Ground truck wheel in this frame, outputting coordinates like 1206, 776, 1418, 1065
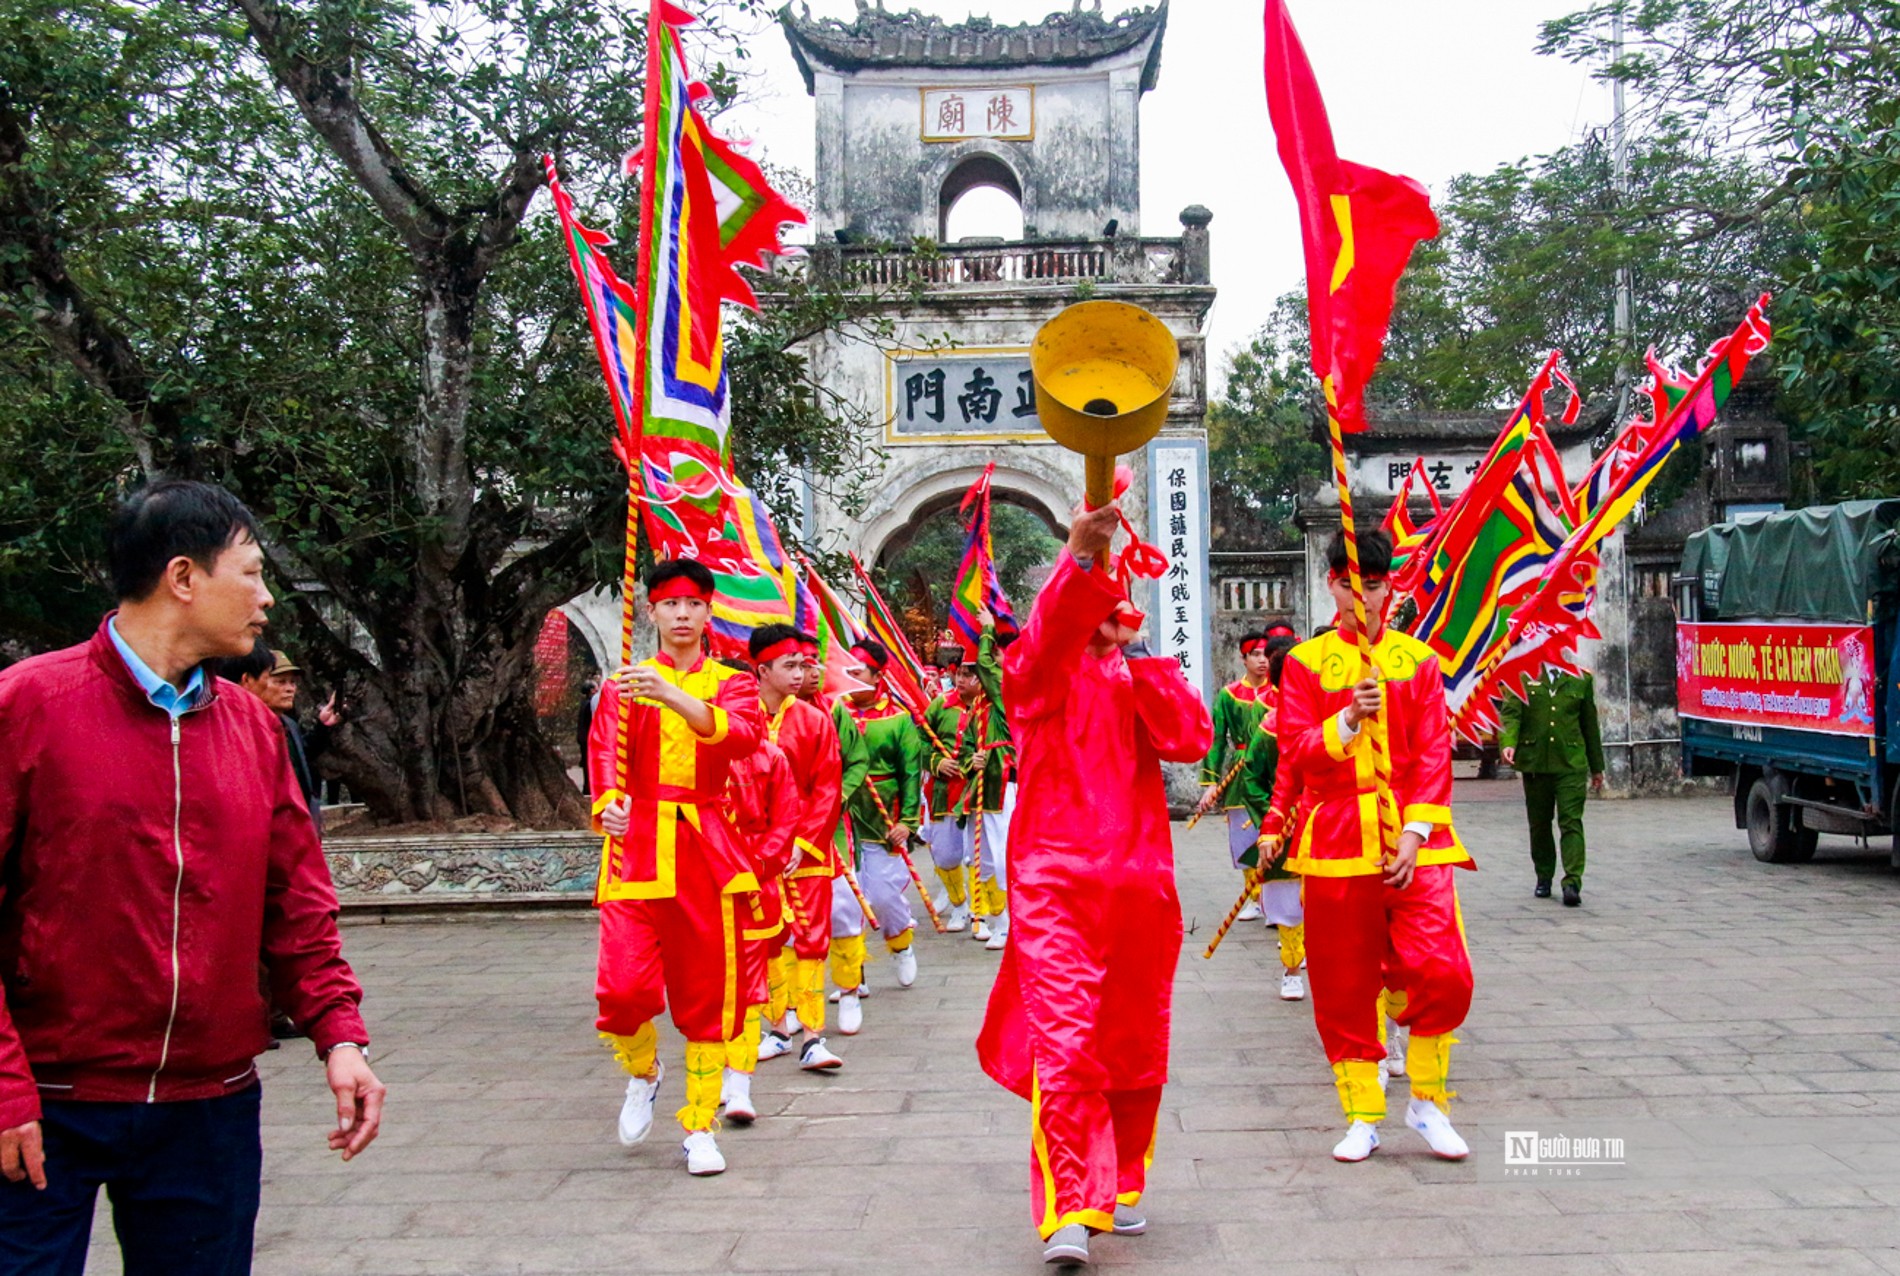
1745, 778, 1818, 863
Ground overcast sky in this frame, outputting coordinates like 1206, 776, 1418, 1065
717, 0, 1612, 388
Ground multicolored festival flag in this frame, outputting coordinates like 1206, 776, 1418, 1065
947, 464, 1020, 658
1381, 456, 1445, 575
800, 558, 872, 698
848, 553, 933, 717
546, 0, 807, 659
1506, 297, 1774, 658
1393, 353, 1585, 740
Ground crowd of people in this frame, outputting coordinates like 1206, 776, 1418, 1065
0, 480, 1612, 1272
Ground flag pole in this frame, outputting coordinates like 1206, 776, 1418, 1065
1325, 402, 1408, 871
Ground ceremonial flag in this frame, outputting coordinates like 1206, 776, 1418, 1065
1264, 0, 1439, 433
1381, 457, 1444, 577
801, 558, 872, 698
1394, 353, 1584, 740
546, 0, 808, 658
1510, 296, 1773, 649
848, 552, 932, 716
947, 464, 1021, 658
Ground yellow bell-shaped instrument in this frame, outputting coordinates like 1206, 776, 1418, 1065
1030, 300, 1179, 510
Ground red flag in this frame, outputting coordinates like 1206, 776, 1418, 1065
1264, 0, 1439, 432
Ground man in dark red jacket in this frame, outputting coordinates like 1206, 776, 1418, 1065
0, 481, 383, 1274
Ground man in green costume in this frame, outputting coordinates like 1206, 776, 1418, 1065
1195, 631, 1277, 920
1498, 668, 1606, 907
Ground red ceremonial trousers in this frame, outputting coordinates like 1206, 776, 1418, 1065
765, 695, 844, 879
977, 554, 1213, 1098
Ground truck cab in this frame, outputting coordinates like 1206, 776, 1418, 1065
1677, 500, 1900, 865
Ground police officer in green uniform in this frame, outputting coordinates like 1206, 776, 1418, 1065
1498, 669, 1606, 906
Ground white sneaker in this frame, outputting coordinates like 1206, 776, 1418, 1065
784, 1008, 802, 1035
827, 983, 872, 1003
617, 1065, 662, 1146
1377, 1059, 1390, 1092
1042, 1223, 1090, 1265
1386, 1022, 1408, 1078
1236, 898, 1263, 922
799, 1036, 843, 1071
757, 1029, 793, 1062
1332, 1119, 1380, 1162
930, 888, 951, 916
1406, 1099, 1469, 1160
1279, 972, 1305, 1001
838, 993, 863, 1035
894, 947, 918, 988
943, 903, 970, 933
985, 913, 1009, 951
972, 918, 991, 942
682, 1129, 726, 1175
1111, 1204, 1146, 1235
721, 1068, 756, 1124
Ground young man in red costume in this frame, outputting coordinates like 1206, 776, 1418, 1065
747, 624, 847, 1072
798, 641, 875, 1034
589, 558, 765, 1177
977, 498, 1212, 1268
1274, 528, 1474, 1164
720, 719, 796, 1124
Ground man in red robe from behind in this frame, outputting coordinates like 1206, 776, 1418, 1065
976, 498, 1213, 1267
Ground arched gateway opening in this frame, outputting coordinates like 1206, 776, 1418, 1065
869, 476, 1066, 657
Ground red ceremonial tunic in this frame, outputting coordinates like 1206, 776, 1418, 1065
726, 739, 799, 975
1276, 629, 1471, 876
585, 652, 765, 903
977, 554, 1214, 1099
764, 695, 844, 879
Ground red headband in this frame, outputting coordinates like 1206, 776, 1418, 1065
797, 640, 819, 657
1240, 637, 1270, 656
1328, 569, 1389, 586
755, 638, 802, 665
849, 644, 886, 671
649, 575, 713, 603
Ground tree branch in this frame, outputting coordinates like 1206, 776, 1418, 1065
230, 0, 449, 259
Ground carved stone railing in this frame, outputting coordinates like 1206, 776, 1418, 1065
802, 207, 1213, 292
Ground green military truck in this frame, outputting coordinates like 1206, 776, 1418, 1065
1677, 501, 1900, 865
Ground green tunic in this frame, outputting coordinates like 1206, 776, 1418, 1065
1236, 717, 1295, 881
923, 692, 966, 814
953, 627, 1014, 815
1200, 679, 1274, 813
830, 697, 870, 859
845, 695, 923, 844
1497, 672, 1606, 775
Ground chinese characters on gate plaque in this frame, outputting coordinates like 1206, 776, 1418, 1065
921, 87, 1035, 141
888, 352, 1042, 438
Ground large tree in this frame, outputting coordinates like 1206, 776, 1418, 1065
1541, 0, 1900, 497
0, 0, 870, 824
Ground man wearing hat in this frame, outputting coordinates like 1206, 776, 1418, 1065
1195, 630, 1278, 919
221, 642, 321, 823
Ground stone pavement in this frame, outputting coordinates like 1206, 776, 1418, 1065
85, 783, 1900, 1274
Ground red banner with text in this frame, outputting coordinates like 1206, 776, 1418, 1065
1676, 622, 1877, 737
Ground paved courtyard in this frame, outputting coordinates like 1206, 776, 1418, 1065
86, 783, 1900, 1273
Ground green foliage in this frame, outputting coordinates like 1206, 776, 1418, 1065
0, 0, 870, 820
1205, 321, 1323, 549
1375, 133, 1796, 413
879, 502, 1063, 635
1540, 0, 1900, 498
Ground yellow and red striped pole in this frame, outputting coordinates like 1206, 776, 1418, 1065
1202, 866, 1263, 961
1325, 404, 1407, 869
864, 780, 947, 933
1185, 754, 1249, 831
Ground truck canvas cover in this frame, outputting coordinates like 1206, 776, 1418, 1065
1683, 500, 1900, 623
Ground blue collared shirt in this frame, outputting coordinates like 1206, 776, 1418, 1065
107, 617, 209, 718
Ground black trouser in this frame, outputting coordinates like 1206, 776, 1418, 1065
0, 1086, 262, 1275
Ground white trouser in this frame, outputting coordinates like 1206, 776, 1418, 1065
831, 859, 864, 939
859, 843, 914, 941
925, 816, 968, 872
1226, 807, 1260, 869
963, 808, 1008, 884
1262, 877, 1303, 927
